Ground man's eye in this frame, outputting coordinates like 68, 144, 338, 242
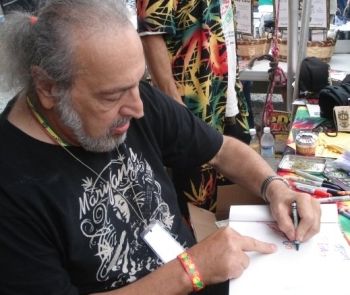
103, 94, 122, 102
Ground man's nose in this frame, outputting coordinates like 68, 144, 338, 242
120, 86, 144, 119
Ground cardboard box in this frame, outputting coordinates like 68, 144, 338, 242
188, 184, 265, 242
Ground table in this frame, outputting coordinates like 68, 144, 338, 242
278, 106, 350, 245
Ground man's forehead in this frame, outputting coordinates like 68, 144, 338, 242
73, 27, 141, 67
71, 28, 145, 89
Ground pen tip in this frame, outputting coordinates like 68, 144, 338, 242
295, 241, 300, 251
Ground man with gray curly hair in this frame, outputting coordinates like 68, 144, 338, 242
0, 1, 320, 294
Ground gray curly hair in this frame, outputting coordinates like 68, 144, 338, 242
0, 0, 132, 94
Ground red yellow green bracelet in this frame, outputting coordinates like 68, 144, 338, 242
177, 251, 205, 292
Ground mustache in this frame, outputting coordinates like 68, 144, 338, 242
112, 117, 131, 128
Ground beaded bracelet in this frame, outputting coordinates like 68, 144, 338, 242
260, 175, 290, 203
177, 252, 205, 292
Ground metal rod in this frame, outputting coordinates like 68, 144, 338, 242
292, 0, 312, 103
286, 0, 299, 112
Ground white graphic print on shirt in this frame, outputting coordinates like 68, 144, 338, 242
78, 146, 176, 287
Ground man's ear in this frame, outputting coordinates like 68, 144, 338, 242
31, 66, 57, 110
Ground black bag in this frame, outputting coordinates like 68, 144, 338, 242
319, 83, 350, 120
299, 57, 330, 95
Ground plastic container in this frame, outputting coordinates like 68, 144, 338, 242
249, 128, 260, 153
295, 131, 318, 156
261, 127, 275, 157
260, 127, 277, 170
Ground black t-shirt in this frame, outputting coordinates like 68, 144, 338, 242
0, 82, 223, 294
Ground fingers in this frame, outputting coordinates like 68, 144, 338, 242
228, 250, 250, 279
271, 192, 321, 242
295, 196, 321, 241
188, 227, 276, 284
270, 201, 294, 240
228, 232, 276, 279
238, 235, 277, 254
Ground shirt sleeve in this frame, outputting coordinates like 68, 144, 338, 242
136, 0, 176, 36
138, 81, 223, 169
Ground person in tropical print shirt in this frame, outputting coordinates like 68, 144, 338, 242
137, 0, 251, 217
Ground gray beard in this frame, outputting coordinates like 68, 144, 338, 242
55, 91, 127, 152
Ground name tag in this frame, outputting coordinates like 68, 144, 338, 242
141, 221, 184, 263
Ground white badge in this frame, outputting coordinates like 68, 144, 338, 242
141, 221, 184, 263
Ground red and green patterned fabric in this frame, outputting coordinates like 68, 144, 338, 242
137, 0, 250, 215
137, 0, 249, 133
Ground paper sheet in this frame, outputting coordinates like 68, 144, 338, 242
306, 104, 321, 118
316, 132, 350, 158
229, 204, 350, 295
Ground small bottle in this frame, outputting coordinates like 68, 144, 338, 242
249, 128, 260, 153
260, 127, 277, 170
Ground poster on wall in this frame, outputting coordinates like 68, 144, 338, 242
235, 0, 253, 34
276, 0, 329, 29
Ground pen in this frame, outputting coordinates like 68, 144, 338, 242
291, 201, 300, 251
293, 170, 343, 190
323, 188, 350, 196
339, 208, 350, 220
294, 183, 332, 198
285, 176, 321, 187
318, 195, 350, 203
293, 170, 324, 182
291, 182, 350, 196
285, 176, 343, 191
